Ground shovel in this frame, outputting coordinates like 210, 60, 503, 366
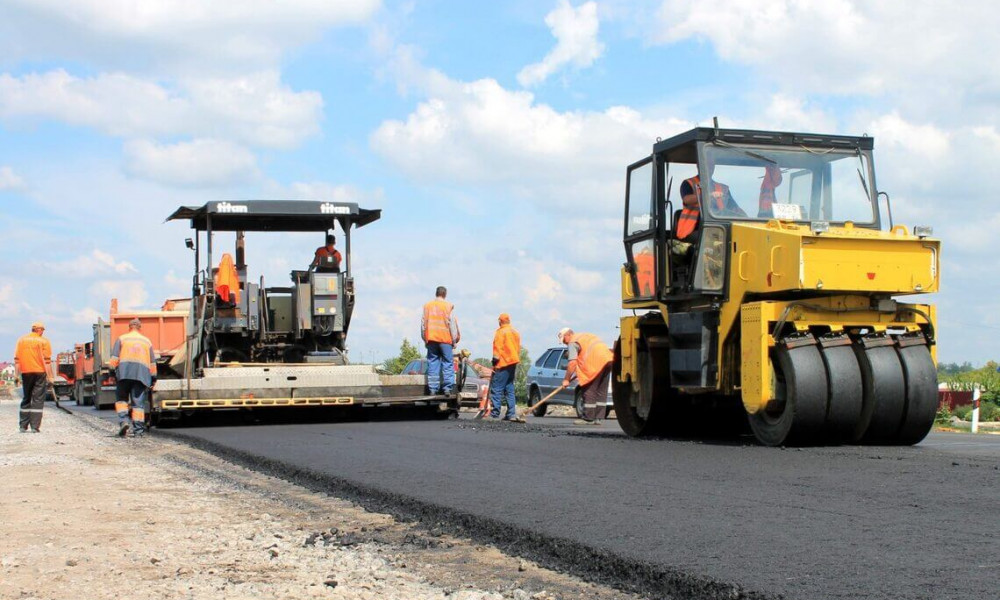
518, 385, 566, 420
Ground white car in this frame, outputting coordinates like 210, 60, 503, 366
525, 347, 614, 418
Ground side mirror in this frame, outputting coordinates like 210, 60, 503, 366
185, 238, 195, 250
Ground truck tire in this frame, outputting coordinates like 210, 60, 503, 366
529, 387, 548, 417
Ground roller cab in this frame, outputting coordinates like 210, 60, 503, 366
614, 126, 940, 445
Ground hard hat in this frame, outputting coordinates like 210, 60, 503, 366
498, 313, 510, 324
557, 327, 571, 342
31, 321, 45, 330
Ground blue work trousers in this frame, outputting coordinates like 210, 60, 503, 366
426, 342, 455, 394
490, 364, 517, 419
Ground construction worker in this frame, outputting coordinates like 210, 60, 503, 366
676, 156, 746, 243
421, 286, 460, 395
109, 318, 157, 438
490, 313, 521, 420
14, 322, 52, 433
634, 246, 655, 296
311, 234, 343, 273
558, 327, 613, 425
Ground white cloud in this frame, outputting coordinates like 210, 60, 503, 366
0, 0, 380, 71
124, 138, 258, 187
31, 249, 139, 278
372, 69, 689, 197
0, 166, 26, 191
0, 70, 322, 150
72, 307, 101, 325
649, 0, 1000, 121
518, 0, 605, 87
87, 280, 148, 311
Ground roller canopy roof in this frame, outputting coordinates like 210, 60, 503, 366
167, 200, 382, 232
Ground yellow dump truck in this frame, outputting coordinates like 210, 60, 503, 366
615, 126, 939, 446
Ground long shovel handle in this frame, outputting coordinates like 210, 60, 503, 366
522, 385, 566, 417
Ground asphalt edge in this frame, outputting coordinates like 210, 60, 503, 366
152, 423, 777, 600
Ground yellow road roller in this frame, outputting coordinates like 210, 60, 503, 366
615, 126, 939, 446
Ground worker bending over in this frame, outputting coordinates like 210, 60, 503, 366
421, 286, 460, 395
14, 322, 52, 433
110, 318, 158, 438
558, 327, 613, 425
490, 313, 521, 420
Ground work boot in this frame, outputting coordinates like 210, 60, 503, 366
18, 427, 28, 433
30, 428, 40, 433
118, 422, 130, 438
573, 419, 592, 425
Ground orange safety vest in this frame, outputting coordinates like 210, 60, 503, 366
569, 333, 613, 387
677, 176, 727, 240
215, 253, 240, 304
114, 330, 156, 376
422, 299, 455, 344
14, 332, 52, 374
492, 324, 521, 369
634, 250, 655, 296
758, 164, 783, 217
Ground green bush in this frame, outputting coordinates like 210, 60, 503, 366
934, 403, 952, 424
979, 401, 1000, 422
953, 404, 972, 420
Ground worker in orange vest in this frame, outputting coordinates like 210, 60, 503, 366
421, 286, 460, 395
490, 313, 521, 420
676, 157, 746, 242
14, 321, 52, 433
634, 246, 655, 296
109, 318, 157, 438
311, 234, 343, 273
558, 327, 613, 425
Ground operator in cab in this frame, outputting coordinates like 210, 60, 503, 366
311, 234, 342, 273
676, 156, 746, 243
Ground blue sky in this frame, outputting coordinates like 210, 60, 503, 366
1, 0, 998, 366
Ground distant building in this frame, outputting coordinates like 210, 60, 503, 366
0, 362, 15, 382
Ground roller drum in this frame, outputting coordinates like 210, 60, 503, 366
819, 344, 863, 443
894, 344, 938, 445
853, 344, 906, 443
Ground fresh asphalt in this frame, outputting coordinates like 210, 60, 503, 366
77, 404, 999, 600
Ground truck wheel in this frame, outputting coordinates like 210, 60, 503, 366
748, 341, 828, 446
853, 341, 906, 443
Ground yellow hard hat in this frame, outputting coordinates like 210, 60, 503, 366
31, 321, 45, 330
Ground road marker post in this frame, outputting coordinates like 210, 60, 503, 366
970, 387, 980, 434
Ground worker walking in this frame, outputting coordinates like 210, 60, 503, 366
110, 318, 157, 438
558, 327, 613, 425
421, 286, 460, 395
490, 313, 521, 420
14, 322, 52, 433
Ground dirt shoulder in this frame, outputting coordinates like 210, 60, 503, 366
0, 399, 645, 600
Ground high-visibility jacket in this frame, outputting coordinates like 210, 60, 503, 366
422, 299, 459, 345
313, 246, 343, 271
677, 176, 728, 240
634, 250, 655, 296
14, 332, 52, 375
758, 164, 783, 217
568, 333, 613, 387
110, 330, 157, 386
215, 253, 240, 304
492, 324, 521, 369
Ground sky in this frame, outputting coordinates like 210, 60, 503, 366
1, 0, 999, 367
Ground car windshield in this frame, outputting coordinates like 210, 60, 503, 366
698, 144, 876, 224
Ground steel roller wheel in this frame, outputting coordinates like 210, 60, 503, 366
819, 344, 863, 443
894, 344, 938, 445
612, 339, 659, 437
748, 342, 828, 447
853, 343, 906, 443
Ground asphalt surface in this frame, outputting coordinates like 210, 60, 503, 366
78, 405, 999, 600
